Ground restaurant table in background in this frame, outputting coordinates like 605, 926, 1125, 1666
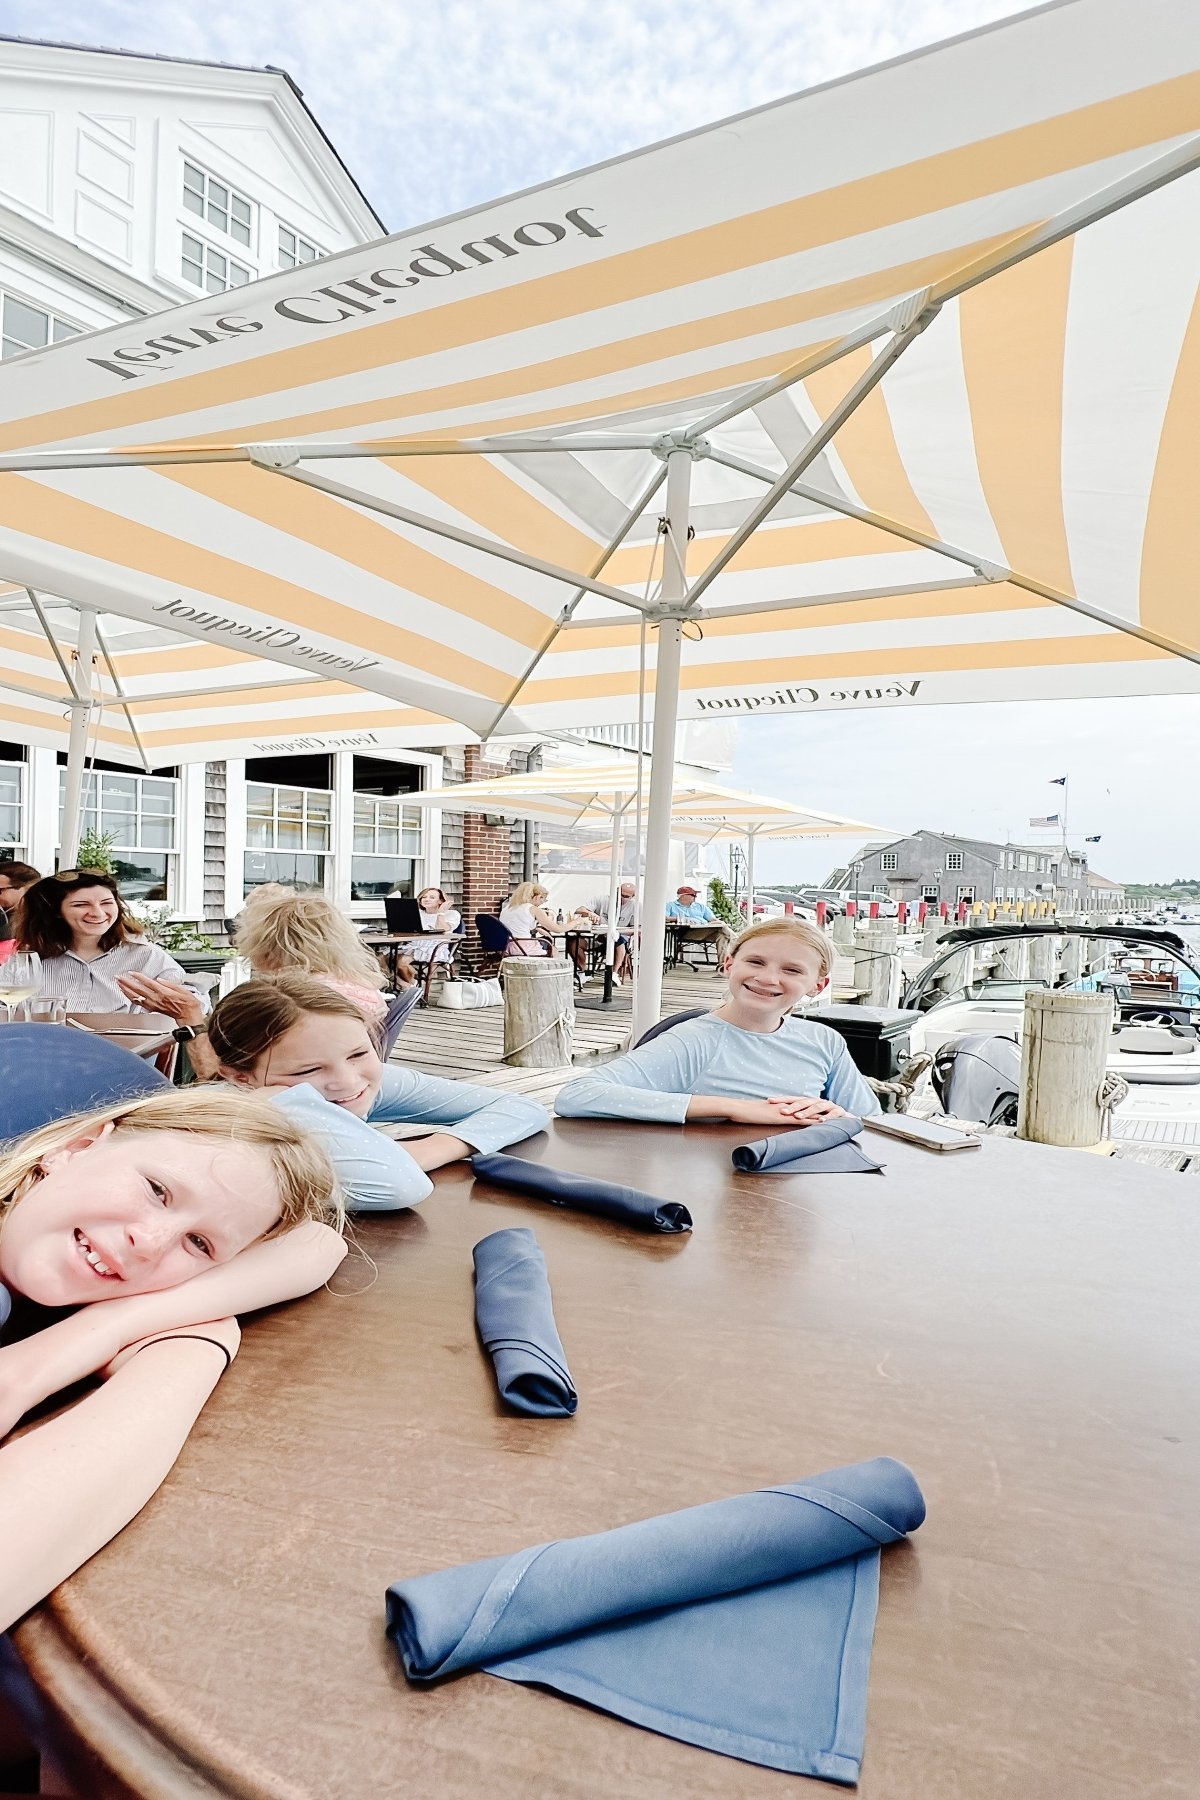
10, 1122, 1198, 1798
665, 919, 727, 969
361, 931, 458, 1001
66, 1012, 177, 1076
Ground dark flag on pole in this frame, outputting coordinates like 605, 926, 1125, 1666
1085, 834, 1101, 842
1049, 775, 1067, 785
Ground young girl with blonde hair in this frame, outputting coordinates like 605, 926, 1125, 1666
556, 917, 878, 1125
234, 885, 389, 1017
0, 1085, 345, 1631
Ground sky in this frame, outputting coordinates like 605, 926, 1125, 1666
3, 0, 1197, 882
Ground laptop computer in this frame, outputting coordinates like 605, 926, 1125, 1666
384, 895, 436, 934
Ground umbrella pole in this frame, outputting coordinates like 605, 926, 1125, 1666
601, 798, 622, 1004
631, 448, 692, 1043
745, 829, 755, 929
60, 608, 98, 867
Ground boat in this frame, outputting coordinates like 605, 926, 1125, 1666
898, 924, 1200, 1153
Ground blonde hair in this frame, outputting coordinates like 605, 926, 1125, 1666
234, 887, 384, 993
0, 1085, 344, 1239
727, 916, 833, 979
508, 882, 548, 908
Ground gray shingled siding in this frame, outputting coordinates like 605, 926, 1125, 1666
202, 761, 227, 935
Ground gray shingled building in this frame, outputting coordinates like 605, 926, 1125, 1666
827, 829, 1094, 909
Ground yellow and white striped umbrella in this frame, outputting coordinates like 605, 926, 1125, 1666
0, 0, 1198, 758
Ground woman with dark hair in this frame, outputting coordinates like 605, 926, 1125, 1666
18, 870, 208, 1019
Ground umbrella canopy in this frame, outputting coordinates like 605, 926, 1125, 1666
2, 0, 1200, 1021
0, 583, 474, 767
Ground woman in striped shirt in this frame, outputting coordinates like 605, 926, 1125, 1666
18, 870, 210, 1019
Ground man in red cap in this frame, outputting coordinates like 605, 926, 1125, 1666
665, 882, 731, 967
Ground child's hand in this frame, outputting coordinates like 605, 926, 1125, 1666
765, 1096, 850, 1125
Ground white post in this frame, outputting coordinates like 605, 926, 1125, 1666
59, 609, 97, 867
744, 829, 755, 927
601, 798, 623, 1003
631, 448, 692, 1044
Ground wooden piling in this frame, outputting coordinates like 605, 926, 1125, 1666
503, 958, 574, 1067
1017, 990, 1113, 1147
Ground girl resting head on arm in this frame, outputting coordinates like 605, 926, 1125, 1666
0, 1083, 342, 1309
233, 885, 389, 1017
200, 973, 549, 1209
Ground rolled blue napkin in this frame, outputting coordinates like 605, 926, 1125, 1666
470, 1151, 692, 1233
386, 1456, 924, 1782
473, 1228, 577, 1418
732, 1116, 883, 1174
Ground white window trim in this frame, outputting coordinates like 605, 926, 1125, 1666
880, 851, 898, 871
945, 851, 964, 872
338, 748, 443, 918
277, 220, 325, 268
181, 230, 252, 294
182, 158, 256, 253
0, 758, 25, 853
1, 286, 80, 360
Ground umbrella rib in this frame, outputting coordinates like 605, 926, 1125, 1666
680, 307, 937, 612
480, 461, 668, 738
93, 619, 154, 774
562, 572, 990, 628
707, 449, 1200, 670
26, 587, 84, 702
261, 461, 655, 616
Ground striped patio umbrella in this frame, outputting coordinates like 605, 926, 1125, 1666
1, 0, 1199, 1029
409, 759, 888, 997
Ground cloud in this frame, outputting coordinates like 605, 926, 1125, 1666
0, 0, 1025, 226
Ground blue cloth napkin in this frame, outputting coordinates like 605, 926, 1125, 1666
386, 1456, 924, 1783
473, 1228, 577, 1418
470, 1151, 692, 1233
732, 1116, 883, 1175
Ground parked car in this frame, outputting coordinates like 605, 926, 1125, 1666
794, 888, 846, 916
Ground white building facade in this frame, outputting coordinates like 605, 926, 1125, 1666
0, 36, 460, 918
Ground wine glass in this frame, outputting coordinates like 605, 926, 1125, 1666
0, 951, 42, 1022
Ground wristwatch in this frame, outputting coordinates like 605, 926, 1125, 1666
171, 1024, 198, 1043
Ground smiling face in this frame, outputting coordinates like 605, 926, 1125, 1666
60, 883, 120, 948
417, 888, 446, 911
234, 1011, 384, 1117
0, 1125, 284, 1307
723, 934, 827, 1022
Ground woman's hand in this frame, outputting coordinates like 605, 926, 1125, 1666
116, 973, 206, 1025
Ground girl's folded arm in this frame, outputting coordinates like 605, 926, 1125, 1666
268, 1084, 433, 1211
369, 1067, 548, 1155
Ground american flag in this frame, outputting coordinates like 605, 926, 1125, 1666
1028, 814, 1060, 827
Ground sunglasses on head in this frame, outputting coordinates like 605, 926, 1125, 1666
52, 867, 113, 883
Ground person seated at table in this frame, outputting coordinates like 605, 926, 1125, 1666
0, 1085, 346, 1633
399, 885, 462, 976
233, 884, 389, 1019
498, 882, 556, 956
18, 870, 211, 1019
594, 881, 639, 984
194, 974, 548, 1210
0, 861, 40, 946
554, 917, 878, 1126
665, 881, 732, 962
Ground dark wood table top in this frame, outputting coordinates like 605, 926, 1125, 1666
66, 1012, 176, 1065
12, 1122, 1199, 1799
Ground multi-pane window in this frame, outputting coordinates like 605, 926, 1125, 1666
351, 794, 423, 902
278, 224, 323, 268
181, 232, 251, 293
244, 782, 331, 894
880, 851, 898, 872
945, 851, 964, 872
0, 762, 23, 850
58, 770, 178, 902
1, 291, 78, 360
182, 161, 253, 247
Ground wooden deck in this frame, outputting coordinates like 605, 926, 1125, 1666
390, 963, 727, 1104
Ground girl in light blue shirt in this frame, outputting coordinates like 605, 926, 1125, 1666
203, 975, 547, 1210
556, 918, 877, 1128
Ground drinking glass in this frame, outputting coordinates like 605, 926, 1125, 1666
27, 995, 66, 1025
0, 951, 43, 1022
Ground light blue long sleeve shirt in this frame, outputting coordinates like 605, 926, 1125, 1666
272, 1067, 548, 1211
554, 1012, 878, 1124
665, 899, 717, 923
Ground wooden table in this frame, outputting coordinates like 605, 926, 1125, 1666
11, 1123, 1199, 1798
66, 1011, 177, 1076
